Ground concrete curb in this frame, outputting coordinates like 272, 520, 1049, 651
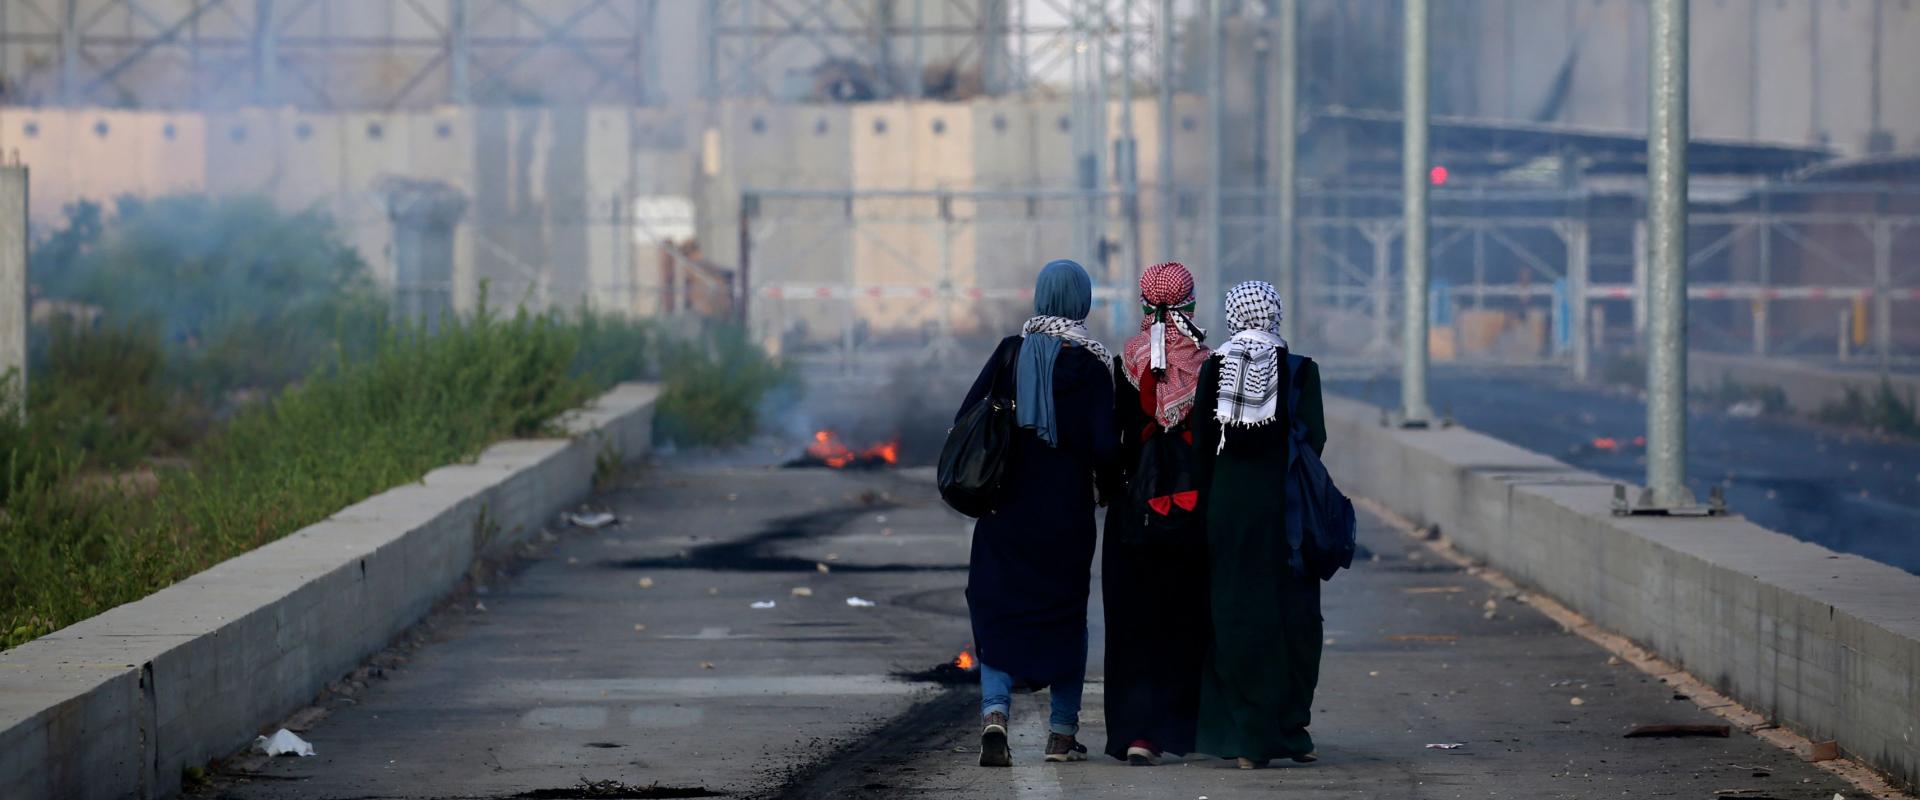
0, 382, 659, 800
1320, 395, 1920, 791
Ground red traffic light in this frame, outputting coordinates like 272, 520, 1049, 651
1429, 165, 1449, 186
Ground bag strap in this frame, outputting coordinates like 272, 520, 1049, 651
985, 337, 1022, 405
1285, 353, 1312, 448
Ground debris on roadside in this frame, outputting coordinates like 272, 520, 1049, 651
1622, 723, 1730, 738
637, 577, 655, 589
1808, 740, 1840, 762
846, 597, 876, 607
700, 661, 715, 670
566, 510, 618, 529
750, 600, 776, 609
252, 729, 315, 757
1569, 697, 1586, 706
816, 562, 831, 574
1424, 743, 1466, 750
790, 586, 814, 597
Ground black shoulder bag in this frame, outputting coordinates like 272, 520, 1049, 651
937, 341, 1021, 517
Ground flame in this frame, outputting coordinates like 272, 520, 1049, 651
865, 440, 900, 465
808, 430, 857, 468
805, 430, 900, 468
953, 650, 976, 670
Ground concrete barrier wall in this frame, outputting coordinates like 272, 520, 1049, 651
0, 383, 659, 800
1319, 395, 1920, 791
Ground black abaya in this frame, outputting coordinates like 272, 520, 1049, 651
1099, 358, 1210, 759
961, 335, 1118, 686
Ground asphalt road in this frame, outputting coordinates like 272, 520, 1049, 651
1330, 370, 1920, 575
206, 462, 1866, 800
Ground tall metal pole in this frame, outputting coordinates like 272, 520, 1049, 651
1156, 0, 1175, 262
450, 0, 471, 103
254, 0, 278, 105
59, 0, 79, 105
1276, 0, 1299, 343
1646, 0, 1692, 507
1204, 0, 1224, 317
1400, 0, 1432, 424
1121, 0, 1145, 337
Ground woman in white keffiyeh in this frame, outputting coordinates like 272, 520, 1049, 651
1191, 279, 1329, 770
1213, 281, 1288, 430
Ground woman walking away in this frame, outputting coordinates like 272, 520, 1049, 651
1191, 281, 1328, 770
1101, 262, 1212, 766
958, 259, 1117, 768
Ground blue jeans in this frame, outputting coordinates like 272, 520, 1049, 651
978, 633, 1087, 736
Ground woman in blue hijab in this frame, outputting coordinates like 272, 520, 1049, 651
955, 259, 1117, 767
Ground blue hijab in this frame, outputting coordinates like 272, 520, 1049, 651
1016, 260, 1094, 447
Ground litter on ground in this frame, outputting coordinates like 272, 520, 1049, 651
253, 729, 315, 757
566, 511, 617, 529
846, 597, 877, 607
1424, 743, 1466, 750
750, 600, 776, 609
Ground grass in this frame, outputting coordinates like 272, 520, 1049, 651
0, 308, 599, 648
1817, 379, 1920, 438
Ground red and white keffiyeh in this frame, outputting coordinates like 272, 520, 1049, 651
1121, 262, 1210, 429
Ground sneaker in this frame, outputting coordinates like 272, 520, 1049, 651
1125, 739, 1160, 766
979, 712, 1011, 767
1044, 732, 1088, 763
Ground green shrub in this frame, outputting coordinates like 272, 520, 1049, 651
570, 310, 658, 387
1817, 379, 1920, 438
653, 324, 792, 447
31, 193, 385, 396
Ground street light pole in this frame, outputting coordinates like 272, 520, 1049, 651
1400, 0, 1432, 425
1646, 0, 1693, 507
1276, 0, 1299, 344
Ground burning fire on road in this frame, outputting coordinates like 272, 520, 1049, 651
785, 430, 901, 469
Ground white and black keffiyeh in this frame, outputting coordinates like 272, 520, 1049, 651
1022, 314, 1113, 365
1214, 281, 1287, 445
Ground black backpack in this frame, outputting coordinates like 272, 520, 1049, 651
938, 342, 1020, 517
1130, 425, 1202, 537
1284, 354, 1357, 580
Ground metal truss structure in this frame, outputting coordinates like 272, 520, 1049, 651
0, 0, 658, 109
702, 0, 1165, 100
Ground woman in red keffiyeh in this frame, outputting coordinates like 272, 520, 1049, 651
1098, 262, 1213, 766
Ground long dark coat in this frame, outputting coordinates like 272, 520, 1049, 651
1190, 350, 1328, 762
1098, 358, 1210, 759
961, 335, 1117, 686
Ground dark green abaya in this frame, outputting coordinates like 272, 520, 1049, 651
1189, 351, 1328, 762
